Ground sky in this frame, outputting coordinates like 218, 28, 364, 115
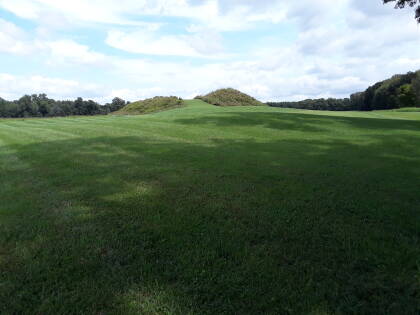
0, 0, 419, 103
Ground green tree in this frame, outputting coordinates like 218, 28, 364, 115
33, 94, 54, 117
50, 103, 66, 117
411, 72, 420, 106
17, 95, 40, 117
0, 97, 6, 117
384, 0, 420, 22
350, 92, 365, 110
110, 97, 126, 112
397, 84, 417, 107
74, 97, 84, 115
85, 100, 100, 115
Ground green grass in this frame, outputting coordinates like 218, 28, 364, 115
388, 107, 420, 113
196, 88, 265, 106
115, 96, 183, 115
1, 100, 419, 314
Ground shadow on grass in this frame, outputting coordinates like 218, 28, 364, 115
1, 123, 420, 314
174, 111, 420, 133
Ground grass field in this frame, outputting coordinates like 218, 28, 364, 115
1, 100, 419, 314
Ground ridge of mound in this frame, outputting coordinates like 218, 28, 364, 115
115, 96, 183, 115
196, 88, 265, 107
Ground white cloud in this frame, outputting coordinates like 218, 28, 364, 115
0, 18, 37, 55
44, 40, 109, 66
105, 27, 226, 57
0, 0, 40, 19
0, 73, 104, 100
0, 19, 112, 67
0, 0, 420, 103
0, 0, 287, 31
0, 0, 137, 26
106, 30, 201, 57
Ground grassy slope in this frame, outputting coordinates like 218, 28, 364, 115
115, 96, 183, 115
1, 100, 419, 314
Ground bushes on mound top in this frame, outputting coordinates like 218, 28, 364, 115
116, 96, 183, 115
196, 88, 265, 106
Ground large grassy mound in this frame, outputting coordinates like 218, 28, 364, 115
116, 96, 183, 115
196, 88, 265, 106
1, 101, 419, 314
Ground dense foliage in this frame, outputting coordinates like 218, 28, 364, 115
115, 96, 183, 115
269, 70, 420, 111
351, 71, 419, 111
268, 98, 356, 111
384, 0, 420, 22
0, 94, 128, 118
196, 88, 265, 107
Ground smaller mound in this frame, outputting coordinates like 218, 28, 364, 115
115, 96, 183, 115
196, 88, 265, 107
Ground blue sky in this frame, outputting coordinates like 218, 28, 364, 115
0, 0, 419, 103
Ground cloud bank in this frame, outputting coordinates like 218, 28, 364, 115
0, 0, 419, 102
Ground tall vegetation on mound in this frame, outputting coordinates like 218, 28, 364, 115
196, 88, 265, 106
268, 98, 356, 111
0, 95, 127, 118
269, 70, 420, 111
116, 96, 183, 115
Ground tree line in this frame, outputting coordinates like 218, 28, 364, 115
267, 98, 356, 111
2, 71, 420, 116
384, 0, 420, 22
0, 95, 128, 118
268, 70, 420, 111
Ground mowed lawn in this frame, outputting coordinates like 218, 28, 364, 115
1, 100, 419, 314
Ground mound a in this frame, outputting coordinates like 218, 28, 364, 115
115, 96, 183, 115
196, 88, 265, 106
